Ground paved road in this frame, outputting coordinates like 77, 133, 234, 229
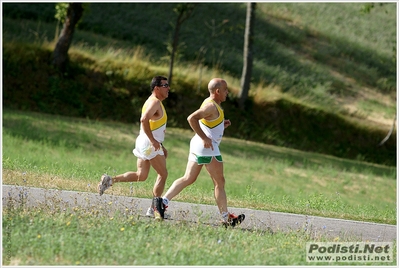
2, 185, 396, 242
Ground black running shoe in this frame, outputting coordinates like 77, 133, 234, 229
223, 213, 245, 228
153, 197, 166, 220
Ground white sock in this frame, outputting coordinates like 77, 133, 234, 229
221, 211, 229, 221
162, 197, 169, 206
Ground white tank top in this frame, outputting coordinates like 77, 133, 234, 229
139, 96, 167, 142
198, 98, 224, 145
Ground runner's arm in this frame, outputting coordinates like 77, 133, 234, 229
140, 99, 162, 151
187, 103, 216, 150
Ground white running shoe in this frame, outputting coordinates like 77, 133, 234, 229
98, 174, 112, 196
146, 207, 154, 217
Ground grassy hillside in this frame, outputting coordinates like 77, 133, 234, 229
2, 3, 397, 166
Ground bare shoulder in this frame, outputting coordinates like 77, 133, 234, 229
147, 97, 161, 108
200, 100, 219, 119
202, 100, 217, 110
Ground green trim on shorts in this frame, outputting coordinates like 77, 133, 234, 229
197, 155, 223, 164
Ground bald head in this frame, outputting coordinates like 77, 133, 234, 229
208, 78, 227, 93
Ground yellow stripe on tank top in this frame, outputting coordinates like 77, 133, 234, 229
200, 99, 224, 129
142, 99, 167, 131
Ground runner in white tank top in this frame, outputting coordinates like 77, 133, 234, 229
189, 97, 225, 164
98, 76, 170, 220
162, 78, 245, 227
133, 96, 167, 160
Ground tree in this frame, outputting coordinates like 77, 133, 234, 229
168, 3, 196, 87
52, 3, 84, 73
238, 3, 256, 110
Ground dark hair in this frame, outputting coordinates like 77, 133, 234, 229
150, 76, 168, 91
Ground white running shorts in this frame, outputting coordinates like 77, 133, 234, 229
188, 135, 223, 164
133, 134, 164, 160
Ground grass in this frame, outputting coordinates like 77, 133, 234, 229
3, 191, 397, 266
3, 108, 396, 226
3, 208, 392, 266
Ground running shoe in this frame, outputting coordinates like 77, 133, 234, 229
146, 207, 154, 217
223, 213, 245, 228
153, 197, 166, 220
146, 206, 170, 219
97, 174, 112, 196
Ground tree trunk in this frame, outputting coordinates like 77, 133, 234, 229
238, 3, 256, 110
168, 17, 182, 87
52, 3, 84, 73
168, 4, 195, 87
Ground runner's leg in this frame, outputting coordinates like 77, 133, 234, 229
205, 157, 227, 214
149, 154, 168, 197
163, 160, 202, 201
112, 158, 150, 183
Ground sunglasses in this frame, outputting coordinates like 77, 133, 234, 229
158, 83, 169, 88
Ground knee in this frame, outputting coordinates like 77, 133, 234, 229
162, 170, 169, 180
183, 175, 196, 186
158, 170, 168, 181
136, 172, 148, 181
214, 177, 226, 188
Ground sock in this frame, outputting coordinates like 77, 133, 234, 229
221, 211, 229, 221
162, 197, 169, 207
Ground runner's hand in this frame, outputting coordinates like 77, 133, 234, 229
203, 137, 214, 151
151, 140, 161, 151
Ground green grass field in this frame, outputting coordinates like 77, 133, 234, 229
5, 207, 386, 266
2, 109, 396, 265
3, 109, 396, 224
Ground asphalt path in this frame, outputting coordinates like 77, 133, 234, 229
2, 184, 396, 242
